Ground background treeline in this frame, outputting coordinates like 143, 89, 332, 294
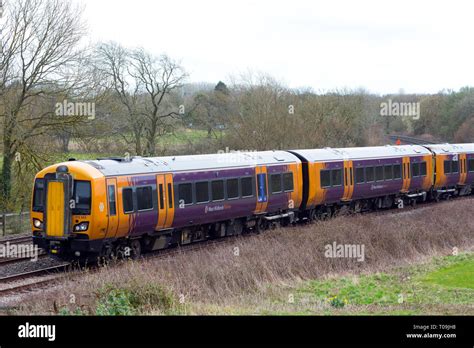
0, 0, 473, 211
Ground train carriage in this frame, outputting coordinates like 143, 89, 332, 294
290, 145, 434, 217
423, 144, 474, 197
31, 151, 303, 258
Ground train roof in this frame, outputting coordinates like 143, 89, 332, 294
80, 150, 300, 176
290, 145, 432, 162
421, 143, 474, 154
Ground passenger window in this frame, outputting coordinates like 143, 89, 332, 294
123, 188, 134, 213
331, 169, 342, 186
241, 177, 253, 197
444, 160, 451, 174
355, 167, 364, 184
469, 159, 474, 172
283, 172, 294, 191
211, 180, 224, 201
178, 183, 193, 204
375, 166, 384, 181
270, 174, 282, 193
320, 170, 331, 188
412, 163, 420, 177
452, 160, 459, 173
393, 164, 402, 179
420, 162, 427, 176
108, 185, 117, 216
195, 181, 209, 203
365, 167, 374, 182
137, 186, 153, 210
384, 165, 393, 180
227, 179, 239, 199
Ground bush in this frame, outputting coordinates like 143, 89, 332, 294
96, 282, 176, 315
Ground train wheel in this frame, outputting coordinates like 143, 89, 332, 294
255, 217, 266, 234
130, 240, 142, 259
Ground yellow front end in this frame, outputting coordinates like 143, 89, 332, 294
31, 161, 108, 258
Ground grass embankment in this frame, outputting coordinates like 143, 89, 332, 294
13, 198, 474, 315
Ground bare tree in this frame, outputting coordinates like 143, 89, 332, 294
0, 0, 86, 206
93, 42, 146, 155
129, 48, 186, 156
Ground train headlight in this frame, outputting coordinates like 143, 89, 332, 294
74, 222, 89, 232
33, 218, 43, 229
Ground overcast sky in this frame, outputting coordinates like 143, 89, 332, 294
81, 0, 474, 94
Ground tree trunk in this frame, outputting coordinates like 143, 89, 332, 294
1, 138, 13, 209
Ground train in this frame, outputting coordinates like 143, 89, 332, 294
31, 143, 474, 260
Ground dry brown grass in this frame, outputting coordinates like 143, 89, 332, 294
13, 199, 474, 315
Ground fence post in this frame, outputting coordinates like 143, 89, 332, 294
19, 211, 22, 234
2, 213, 5, 236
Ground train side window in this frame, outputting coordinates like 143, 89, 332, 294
108, 185, 117, 216
420, 162, 427, 176
241, 177, 254, 197
227, 179, 239, 199
320, 170, 331, 188
365, 167, 374, 182
355, 167, 365, 184
137, 186, 153, 211
330, 169, 342, 187
211, 180, 224, 201
469, 159, 474, 172
384, 165, 393, 180
444, 160, 451, 174
393, 164, 402, 179
178, 183, 193, 205
412, 163, 420, 177
195, 181, 209, 203
270, 174, 282, 194
452, 160, 459, 173
375, 166, 384, 181
283, 172, 294, 191
123, 188, 134, 213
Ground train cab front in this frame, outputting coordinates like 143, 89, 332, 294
31, 163, 98, 259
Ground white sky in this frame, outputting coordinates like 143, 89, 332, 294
80, 0, 474, 94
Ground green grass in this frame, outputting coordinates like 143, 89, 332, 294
280, 253, 474, 315
422, 258, 474, 290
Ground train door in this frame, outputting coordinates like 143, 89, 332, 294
342, 160, 354, 201
255, 166, 268, 214
156, 173, 175, 230
105, 178, 119, 238
402, 157, 411, 192
459, 153, 467, 185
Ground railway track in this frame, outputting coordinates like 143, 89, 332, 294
0, 263, 71, 296
0, 235, 32, 245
